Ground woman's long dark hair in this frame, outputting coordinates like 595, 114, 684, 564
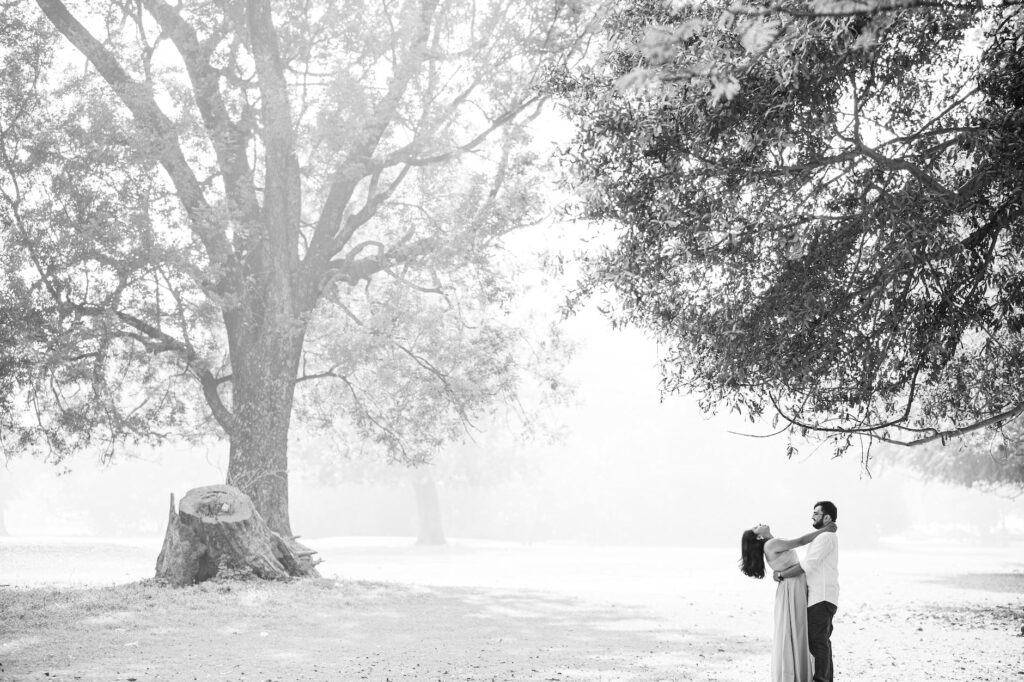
739, 530, 766, 579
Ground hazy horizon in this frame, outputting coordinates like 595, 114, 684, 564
3, 293, 1021, 549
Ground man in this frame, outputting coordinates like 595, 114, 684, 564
773, 501, 840, 682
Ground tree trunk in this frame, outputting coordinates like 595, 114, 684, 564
225, 334, 303, 537
155, 485, 319, 586
411, 468, 446, 546
0, 472, 10, 536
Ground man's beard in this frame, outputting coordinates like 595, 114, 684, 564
812, 520, 823, 530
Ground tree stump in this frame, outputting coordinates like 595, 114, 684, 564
155, 484, 320, 586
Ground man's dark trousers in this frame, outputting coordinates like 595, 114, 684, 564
808, 601, 837, 682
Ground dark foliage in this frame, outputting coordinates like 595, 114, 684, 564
558, 0, 1024, 467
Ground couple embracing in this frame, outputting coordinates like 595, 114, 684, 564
740, 501, 840, 682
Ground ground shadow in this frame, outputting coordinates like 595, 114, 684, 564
0, 578, 765, 681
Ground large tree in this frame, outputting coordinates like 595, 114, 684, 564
557, 0, 1024, 463
0, 0, 593, 535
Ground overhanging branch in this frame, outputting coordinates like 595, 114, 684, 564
878, 403, 1024, 448
766, 387, 1024, 450
725, 0, 1022, 19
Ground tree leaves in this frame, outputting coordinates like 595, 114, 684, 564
738, 18, 780, 56
557, 0, 1024, 465
709, 73, 741, 102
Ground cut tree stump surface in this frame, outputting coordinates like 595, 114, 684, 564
155, 484, 319, 586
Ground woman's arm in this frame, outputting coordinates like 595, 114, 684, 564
775, 563, 804, 581
764, 522, 837, 553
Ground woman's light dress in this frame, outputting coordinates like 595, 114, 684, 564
765, 549, 813, 682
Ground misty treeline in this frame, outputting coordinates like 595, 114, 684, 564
1, 0, 1021, 550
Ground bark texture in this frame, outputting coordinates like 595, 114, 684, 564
155, 484, 319, 586
223, 328, 305, 537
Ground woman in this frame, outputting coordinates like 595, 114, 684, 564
740, 521, 837, 682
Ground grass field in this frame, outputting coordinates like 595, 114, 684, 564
1, 537, 1022, 681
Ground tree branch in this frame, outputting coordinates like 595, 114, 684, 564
141, 0, 261, 225
384, 96, 543, 169
879, 402, 1024, 448
852, 139, 957, 201
33, 0, 234, 277
69, 303, 240, 436
306, 0, 442, 262
320, 235, 440, 288
724, 0, 1024, 19
335, 164, 414, 246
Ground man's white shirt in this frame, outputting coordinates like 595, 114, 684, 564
799, 533, 840, 607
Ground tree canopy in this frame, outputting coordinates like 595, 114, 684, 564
0, 0, 595, 534
295, 244, 574, 472
557, 0, 1024, 461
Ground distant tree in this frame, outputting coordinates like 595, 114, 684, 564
0, 0, 594, 535
0, 469, 11, 536
896, 433, 1024, 495
556, 0, 1024, 463
293, 266, 574, 544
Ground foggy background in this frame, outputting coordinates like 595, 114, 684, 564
3, 224, 1021, 551
2, 30, 1018, 558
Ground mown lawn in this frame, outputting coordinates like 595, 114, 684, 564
1, 539, 1021, 681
